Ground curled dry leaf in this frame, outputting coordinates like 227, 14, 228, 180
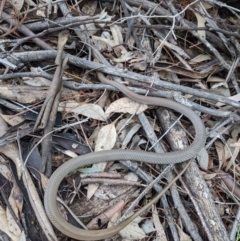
105, 97, 148, 117
58, 102, 106, 121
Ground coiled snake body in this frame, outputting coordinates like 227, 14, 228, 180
44, 73, 206, 240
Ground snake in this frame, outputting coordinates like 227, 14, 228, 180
44, 72, 206, 240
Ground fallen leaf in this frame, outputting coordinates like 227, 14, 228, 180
82, 0, 97, 15
105, 97, 148, 117
203, 173, 217, 180
193, 12, 206, 39
95, 122, 117, 152
226, 138, 240, 171
177, 225, 192, 241
224, 138, 235, 161
190, 54, 211, 64
113, 52, 134, 63
36, 3, 46, 17
86, 200, 125, 229
0, 114, 25, 126
124, 172, 138, 182
121, 123, 141, 149
152, 204, 167, 241
88, 122, 117, 198
119, 215, 146, 240
207, 76, 225, 83
215, 141, 224, 168
88, 126, 100, 148
9, 0, 24, 10
197, 148, 209, 170
40, 173, 49, 191
0, 161, 12, 181
141, 219, 155, 234
7, 189, 22, 237
0, 205, 19, 241
58, 102, 106, 121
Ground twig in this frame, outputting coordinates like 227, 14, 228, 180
1, 12, 53, 50
7, 50, 240, 108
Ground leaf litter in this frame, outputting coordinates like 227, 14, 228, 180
0, 0, 240, 240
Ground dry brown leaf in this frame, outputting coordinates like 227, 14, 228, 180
82, 0, 97, 15
11, 184, 23, 214
88, 126, 100, 148
0, 205, 19, 241
86, 200, 125, 229
177, 225, 192, 241
88, 122, 117, 198
40, 173, 49, 191
190, 54, 211, 64
58, 102, 106, 121
207, 76, 225, 83
215, 141, 225, 168
121, 123, 141, 149
152, 204, 167, 240
119, 215, 146, 240
225, 138, 240, 171
7, 189, 22, 237
193, 12, 206, 39
112, 52, 134, 63
92, 35, 115, 51
23, 67, 51, 86
197, 148, 209, 170
0, 161, 12, 181
141, 219, 155, 234
224, 138, 235, 162
0, 114, 25, 126
105, 97, 148, 117
203, 173, 217, 180
9, 0, 24, 10
95, 122, 117, 152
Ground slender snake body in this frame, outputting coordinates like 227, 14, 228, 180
44, 73, 206, 240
